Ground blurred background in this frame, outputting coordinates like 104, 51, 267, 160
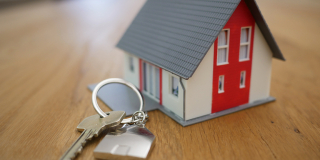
0, 0, 320, 159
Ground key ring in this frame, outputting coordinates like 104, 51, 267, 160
92, 78, 145, 120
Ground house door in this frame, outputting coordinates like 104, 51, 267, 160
142, 61, 161, 102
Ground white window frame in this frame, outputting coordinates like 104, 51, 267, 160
218, 75, 225, 93
217, 29, 230, 66
170, 74, 179, 98
142, 61, 160, 102
240, 71, 246, 88
239, 27, 251, 62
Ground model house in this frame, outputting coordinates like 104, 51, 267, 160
117, 0, 285, 124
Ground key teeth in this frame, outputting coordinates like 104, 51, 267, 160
69, 147, 83, 160
78, 147, 83, 153
69, 152, 77, 160
70, 140, 86, 160
71, 154, 76, 159
88, 134, 94, 140
60, 130, 93, 160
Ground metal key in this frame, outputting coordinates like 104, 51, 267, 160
60, 111, 126, 160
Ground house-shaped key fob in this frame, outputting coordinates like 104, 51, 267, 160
94, 124, 155, 160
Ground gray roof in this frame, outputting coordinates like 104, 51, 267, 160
117, 0, 285, 79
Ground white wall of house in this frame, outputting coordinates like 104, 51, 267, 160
184, 45, 214, 120
123, 52, 140, 88
123, 51, 185, 118
249, 23, 273, 102
162, 70, 184, 118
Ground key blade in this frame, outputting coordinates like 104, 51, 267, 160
77, 111, 126, 132
60, 111, 126, 160
60, 129, 94, 160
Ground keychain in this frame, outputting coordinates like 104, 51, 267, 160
91, 78, 155, 160
59, 78, 154, 160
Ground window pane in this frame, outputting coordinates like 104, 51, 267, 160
218, 30, 228, 46
129, 56, 134, 72
239, 45, 248, 60
241, 28, 249, 43
172, 76, 179, 97
155, 68, 160, 99
149, 65, 153, 95
218, 76, 224, 92
240, 71, 246, 87
143, 62, 147, 91
218, 48, 227, 63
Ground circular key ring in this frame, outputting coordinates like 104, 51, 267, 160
92, 78, 144, 118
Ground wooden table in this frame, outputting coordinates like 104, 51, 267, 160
1, 0, 320, 159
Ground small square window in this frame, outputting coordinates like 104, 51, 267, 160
240, 71, 246, 88
218, 75, 224, 93
171, 76, 179, 97
129, 56, 134, 72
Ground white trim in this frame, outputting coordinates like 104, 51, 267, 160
217, 62, 229, 66
239, 27, 252, 62
240, 71, 246, 88
217, 29, 230, 66
141, 61, 160, 102
218, 75, 225, 93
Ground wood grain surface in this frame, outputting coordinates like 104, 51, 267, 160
0, 0, 320, 159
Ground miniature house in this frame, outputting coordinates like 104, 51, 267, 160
117, 0, 285, 125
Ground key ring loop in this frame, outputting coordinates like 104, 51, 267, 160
92, 78, 144, 118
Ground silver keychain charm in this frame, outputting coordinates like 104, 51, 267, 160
92, 78, 155, 160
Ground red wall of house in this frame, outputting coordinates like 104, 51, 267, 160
212, 0, 255, 113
